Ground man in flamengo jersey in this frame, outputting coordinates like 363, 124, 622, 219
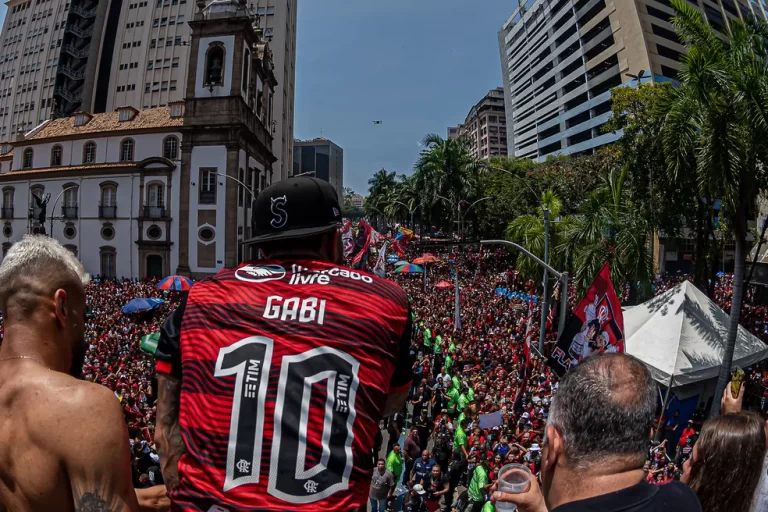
154, 177, 413, 511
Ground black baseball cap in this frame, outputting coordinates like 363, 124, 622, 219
247, 176, 342, 244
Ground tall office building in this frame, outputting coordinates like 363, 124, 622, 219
451, 87, 508, 160
0, 0, 296, 177
498, 0, 766, 161
293, 137, 343, 199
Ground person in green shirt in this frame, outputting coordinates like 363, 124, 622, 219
453, 417, 469, 458
448, 340, 456, 354
385, 443, 404, 484
452, 375, 461, 392
467, 385, 475, 402
467, 457, 492, 511
457, 391, 469, 412
445, 353, 453, 372
481, 500, 495, 512
423, 327, 432, 348
433, 333, 443, 355
445, 381, 460, 416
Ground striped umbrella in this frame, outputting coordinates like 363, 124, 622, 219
394, 263, 424, 274
158, 275, 194, 291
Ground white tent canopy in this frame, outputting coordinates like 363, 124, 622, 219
624, 281, 768, 388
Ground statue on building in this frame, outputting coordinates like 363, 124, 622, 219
33, 192, 50, 226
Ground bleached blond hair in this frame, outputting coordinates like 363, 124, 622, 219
0, 235, 89, 303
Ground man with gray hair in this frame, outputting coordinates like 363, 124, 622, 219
492, 353, 701, 512
0, 236, 168, 511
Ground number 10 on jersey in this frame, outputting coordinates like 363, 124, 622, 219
214, 336, 360, 504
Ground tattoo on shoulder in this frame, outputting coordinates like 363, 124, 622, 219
75, 492, 115, 512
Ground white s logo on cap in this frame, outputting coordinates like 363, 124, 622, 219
270, 195, 288, 228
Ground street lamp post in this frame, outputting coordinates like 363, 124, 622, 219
481, 239, 569, 354
390, 200, 421, 230
215, 172, 256, 262
479, 163, 554, 352
461, 196, 493, 240
49, 185, 78, 237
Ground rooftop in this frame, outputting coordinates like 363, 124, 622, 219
26, 106, 183, 141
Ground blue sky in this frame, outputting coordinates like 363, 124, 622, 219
295, 0, 513, 195
0, 0, 513, 194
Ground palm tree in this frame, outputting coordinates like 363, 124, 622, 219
560, 165, 653, 304
663, 0, 768, 416
506, 190, 572, 280
413, 134, 477, 232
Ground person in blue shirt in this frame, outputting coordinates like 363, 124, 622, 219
410, 449, 436, 486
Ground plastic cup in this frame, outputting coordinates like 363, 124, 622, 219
495, 463, 532, 511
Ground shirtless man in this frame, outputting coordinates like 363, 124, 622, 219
0, 236, 168, 512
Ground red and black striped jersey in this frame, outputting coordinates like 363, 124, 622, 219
155, 260, 412, 511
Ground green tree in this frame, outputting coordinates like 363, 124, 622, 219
560, 165, 653, 304
506, 190, 574, 280
413, 134, 478, 232
663, 0, 768, 415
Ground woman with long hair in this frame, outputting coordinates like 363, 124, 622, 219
681, 411, 767, 511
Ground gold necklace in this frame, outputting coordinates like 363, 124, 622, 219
0, 355, 50, 370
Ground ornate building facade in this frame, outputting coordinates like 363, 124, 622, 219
0, 0, 277, 279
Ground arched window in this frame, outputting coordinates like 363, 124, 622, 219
51, 145, 63, 166
100, 246, 116, 279
205, 44, 225, 87
83, 141, 96, 164
2, 187, 13, 208
146, 182, 164, 219
120, 138, 134, 162
30, 185, 44, 207
241, 48, 250, 95
22, 148, 33, 169
62, 185, 78, 219
100, 182, 117, 218
163, 136, 178, 160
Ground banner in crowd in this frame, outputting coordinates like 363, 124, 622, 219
373, 242, 388, 279
342, 220, 355, 257
548, 262, 625, 376
495, 288, 540, 304
351, 221, 374, 269
392, 227, 414, 256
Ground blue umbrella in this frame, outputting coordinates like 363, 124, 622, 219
122, 297, 165, 314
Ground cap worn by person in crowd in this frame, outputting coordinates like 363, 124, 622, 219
246, 176, 342, 244
530, 443, 541, 452
413, 484, 426, 495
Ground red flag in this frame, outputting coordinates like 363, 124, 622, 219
548, 262, 624, 375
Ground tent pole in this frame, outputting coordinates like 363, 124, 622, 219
654, 375, 674, 442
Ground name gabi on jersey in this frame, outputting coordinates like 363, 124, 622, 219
289, 264, 373, 285
264, 296, 327, 325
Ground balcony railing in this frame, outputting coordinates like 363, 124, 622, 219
143, 205, 166, 219
65, 24, 94, 38
62, 206, 78, 219
59, 65, 85, 81
0, 207, 12, 219
54, 87, 82, 103
99, 205, 117, 218
62, 44, 89, 59
71, 5, 96, 17
199, 191, 216, 204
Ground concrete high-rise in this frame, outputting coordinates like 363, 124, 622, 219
498, 0, 766, 161
0, 0, 296, 178
452, 87, 508, 160
293, 137, 343, 199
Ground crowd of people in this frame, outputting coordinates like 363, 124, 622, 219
1, 243, 766, 511
368, 246, 768, 512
